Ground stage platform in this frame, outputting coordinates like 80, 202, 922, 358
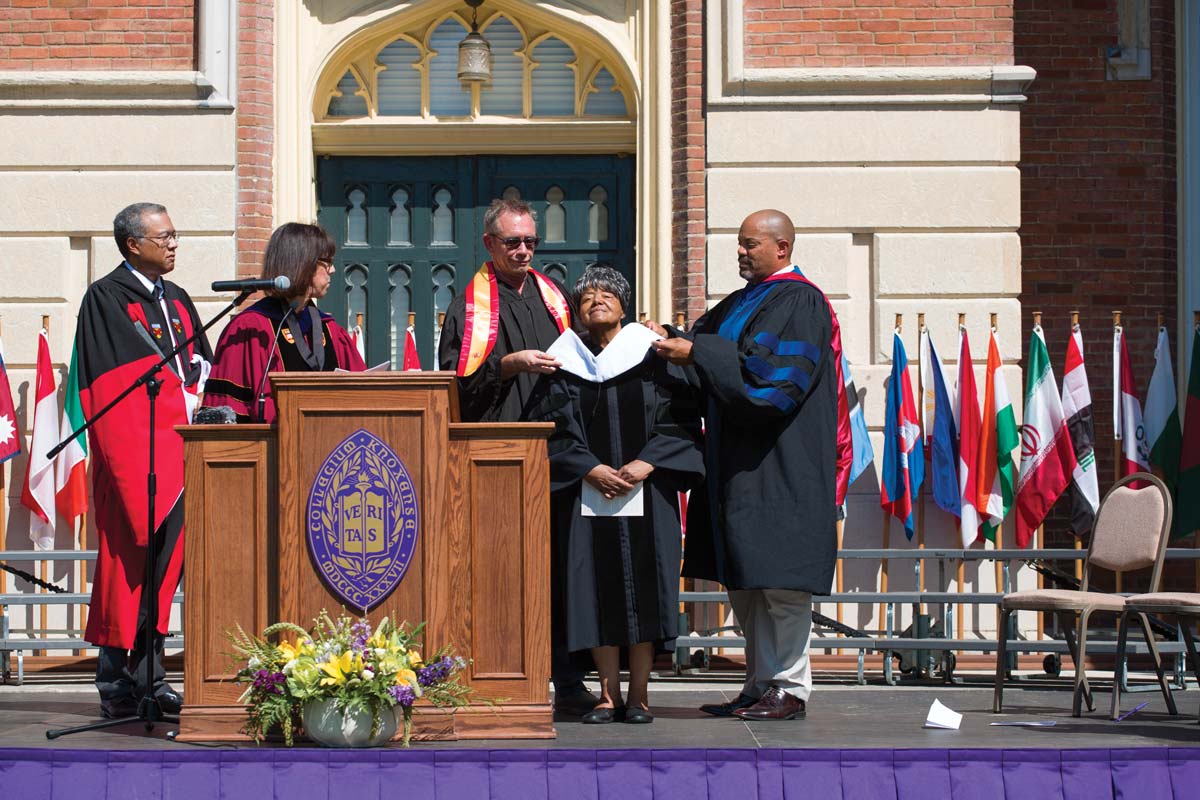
2, 677, 1198, 798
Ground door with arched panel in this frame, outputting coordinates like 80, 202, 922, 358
316, 154, 634, 369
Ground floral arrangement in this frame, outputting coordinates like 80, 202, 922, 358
227, 610, 473, 746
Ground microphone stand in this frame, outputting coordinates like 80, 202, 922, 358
254, 303, 293, 423
46, 287, 254, 739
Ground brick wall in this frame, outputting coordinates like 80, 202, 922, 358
236, 0, 273, 277
0, 0, 195, 70
743, 0, 1014, 68
671, 0, 707, 324
1015, 1, 1177, 566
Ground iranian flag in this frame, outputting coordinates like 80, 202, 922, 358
55, 344, 88, 524
1114, 326, 1150, 475
954, 328, 982, 547
1176, 325, 1200, 538
1015, 326, 1077, 547
1061, 324, 1100, 537
1144, 326, 1182, 490
976, 330, 1019, 541
19, 330, 59, 549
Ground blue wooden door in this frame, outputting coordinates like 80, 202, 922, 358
317, 155, 635, 368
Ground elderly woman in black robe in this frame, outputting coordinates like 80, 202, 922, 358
530, 267, 704, 724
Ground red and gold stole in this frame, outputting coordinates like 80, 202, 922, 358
456, 262, 571, 376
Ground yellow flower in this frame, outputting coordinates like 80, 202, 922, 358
277, 641, 298, 663
407, 649, 423, 668
397, 668, 418, 688
319, 651, 359, 686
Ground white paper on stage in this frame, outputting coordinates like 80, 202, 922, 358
581, 482, 644, 517
336, 360, 391, 373
546, 323, 662, 384
923, 699, 962, 730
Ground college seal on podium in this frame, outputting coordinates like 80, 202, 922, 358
306, 428, 419, 612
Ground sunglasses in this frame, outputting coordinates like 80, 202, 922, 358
494, 236, 541, 251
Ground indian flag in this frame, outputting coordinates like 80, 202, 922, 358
976, 330, 1019, 542
1144, 326, 1182, 490
55, 344, 88, 524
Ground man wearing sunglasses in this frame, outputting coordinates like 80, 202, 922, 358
439, 197, 596, 716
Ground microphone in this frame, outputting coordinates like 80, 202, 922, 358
211, 276, 291, 293
193, 405, 237, 424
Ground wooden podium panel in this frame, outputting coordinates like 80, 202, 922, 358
178, 373, 554, 741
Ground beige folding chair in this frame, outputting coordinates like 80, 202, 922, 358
1112, 593, 1200, 720
993, 473, 1175, 717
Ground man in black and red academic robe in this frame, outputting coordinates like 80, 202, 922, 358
654, 209, 840, 722
437, 197, 596, 715
76, 202, 212, 718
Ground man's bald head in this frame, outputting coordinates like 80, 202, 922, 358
737, 209, 795, 283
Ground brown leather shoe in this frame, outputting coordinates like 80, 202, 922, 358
699, 693, 759, 717
732, 687, 806, 721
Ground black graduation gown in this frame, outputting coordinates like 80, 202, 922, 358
438, 275, 582, 422
531, 353, 704, 653
681, 279, 838, 594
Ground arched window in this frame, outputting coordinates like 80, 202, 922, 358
346, 187, 368, 245
345, 264, 369, 332
479, 16, 523, 116
389, 264, 413, 368
544, 185, 566, 243
389, 187, 412, 245
431, 186, 455, 245
428, 19, 472, 117
584, 68, 626, 116
588, 185, 609, 243
530, 37, 575, 117
327, 70, 368, 117
377, 39, 421, 116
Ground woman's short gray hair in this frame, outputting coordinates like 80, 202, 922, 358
573, 266, 631, 313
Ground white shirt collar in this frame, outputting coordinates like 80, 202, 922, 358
123, 261, 164, 297
771, 264, 799, 277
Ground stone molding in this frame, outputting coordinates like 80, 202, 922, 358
0, 71, 233, 110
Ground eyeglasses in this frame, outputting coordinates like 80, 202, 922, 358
140, 231, 180, 246
494, 236, 541, 251
316, 259, 335, 272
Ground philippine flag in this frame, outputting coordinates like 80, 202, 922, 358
881, 331, 925, 539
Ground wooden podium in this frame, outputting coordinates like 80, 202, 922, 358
176, 372, 555, 741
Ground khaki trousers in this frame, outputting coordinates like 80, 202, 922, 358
728, 589, 813, 702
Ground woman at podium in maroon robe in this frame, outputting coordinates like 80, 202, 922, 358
202, 222, 366, 423
528, 267, 704, 725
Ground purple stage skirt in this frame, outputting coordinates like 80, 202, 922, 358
3, 747, 1199, 799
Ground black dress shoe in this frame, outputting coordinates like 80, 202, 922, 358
554, 688, 601, 717
624, 706, 653, 724
154, 686, 183, 714
581, 705, 625, 724
100, 697, 138, 719
699, 693, 759, 717
732, 687, 806, 721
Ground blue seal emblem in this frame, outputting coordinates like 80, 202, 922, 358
306, 428, 419, 613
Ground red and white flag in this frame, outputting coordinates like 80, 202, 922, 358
1114, 325, 1150, 475
19, 330, 59, 549
1061, 324, 1099, 536
953, 327, 982, 547
0, 335, 20, 465
350, 323, 366, 363
402, 324, 421, 371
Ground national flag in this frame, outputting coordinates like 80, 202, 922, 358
842, 354, 874, 487
880, 332, 924, 539
1144, 326, 1182, 490
55, 343, 88, 524
350, 323, 366, 363
1061, 323, 1099, 537
1015, 326, 1077, 547
977, 330, 1019, 541
0, 336, 20, 465
1115, 326, 1150, 475
920, 328, 960, 517
1176, 325, 1200, 538
954, 328, 982, 547
19, 330, 59, 549
402, 323, 421, 371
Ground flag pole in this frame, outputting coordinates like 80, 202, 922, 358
355, 312, 363, 330
916, 312, 927, 618
1071, 310, 1084, 582
991, 313, 1003, 634
38, 314, 50, 656
1031, 311, 1045, 643
674, 311, 686, 331
956, 312, 966, 647
880, 314, 901, 632
1113, 310, 1123, 593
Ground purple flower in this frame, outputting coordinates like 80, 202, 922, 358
252, 669, 287, 693
416, 656, 455, 687
389, 684, 416, 707
350, 619, 371, 654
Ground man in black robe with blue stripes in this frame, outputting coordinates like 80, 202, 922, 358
653, 209, 837, 721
